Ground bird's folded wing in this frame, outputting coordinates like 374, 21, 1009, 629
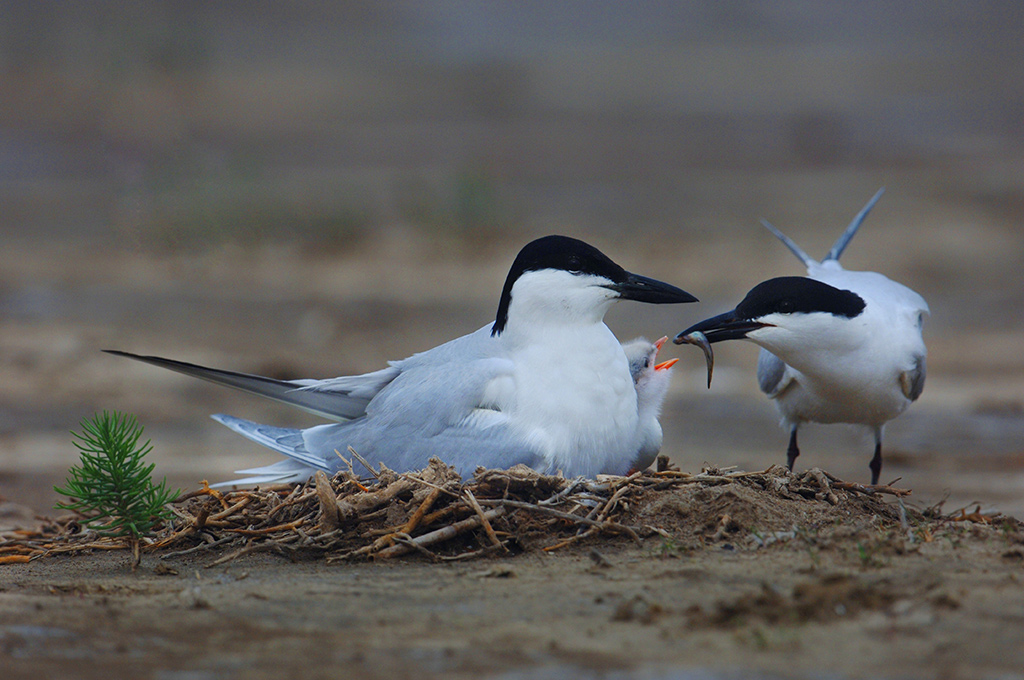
901, 355, 927, 402
292, 365, 402, 401
104, 350, 374, 420
757, 348, 794, 398
366, 353, 516, 428
300, 352, 534, 479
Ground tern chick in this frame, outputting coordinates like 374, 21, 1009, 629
623, 336, 678, 473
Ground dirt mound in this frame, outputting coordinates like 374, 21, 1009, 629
6, 460, 1015, 568
626, 465, 916, 552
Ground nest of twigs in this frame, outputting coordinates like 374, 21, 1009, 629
8, 455, 999, 567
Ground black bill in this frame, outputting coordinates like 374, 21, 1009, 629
611, 272, 698, 305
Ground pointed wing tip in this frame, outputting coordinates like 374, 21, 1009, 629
824, 188, 888, 262
103, 349, 150, 361
863, 186, 886, 212
760, 218, 814, 267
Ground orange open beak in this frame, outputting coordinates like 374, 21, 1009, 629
654, 358, 678, 371
652, 336, 676, 370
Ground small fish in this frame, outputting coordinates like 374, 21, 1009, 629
677, 330, 714, 388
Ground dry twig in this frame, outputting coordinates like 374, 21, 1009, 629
373, 507, 506, 559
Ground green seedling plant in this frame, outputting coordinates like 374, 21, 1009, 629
55, 411, 179, 566
656, 534, 683, 558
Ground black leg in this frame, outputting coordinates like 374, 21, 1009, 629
869, 439, 882, 486
786, 427, 800, 471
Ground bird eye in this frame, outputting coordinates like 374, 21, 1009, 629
777, 300, 795, 314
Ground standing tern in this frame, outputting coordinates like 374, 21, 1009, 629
674, 190, 928, 484
622, 336, 678, 473
108, 235, 697, 484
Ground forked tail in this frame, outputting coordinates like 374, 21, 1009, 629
760, 187, 886, 267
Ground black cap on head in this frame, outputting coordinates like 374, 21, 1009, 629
735, 277, 865, 321
505, 235, 629, 283
492, 235, 697, 335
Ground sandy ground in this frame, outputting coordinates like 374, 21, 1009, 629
2, 482, 1023, 680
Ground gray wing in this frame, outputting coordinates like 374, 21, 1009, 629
900, 354, 926, 401
311, 419, 544, 480
303, 325, 545, 478
105, 350, 383, 420
756, 348, 790, 397
293, 365, 400, 401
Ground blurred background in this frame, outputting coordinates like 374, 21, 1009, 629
2, 2, 1022, 520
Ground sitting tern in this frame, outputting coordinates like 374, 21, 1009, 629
108, 235, 697, 484
674, 190, 928, 484
622, 336, 678, 473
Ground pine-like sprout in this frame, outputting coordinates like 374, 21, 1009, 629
55, 411, 179, 539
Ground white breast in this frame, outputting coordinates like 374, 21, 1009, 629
505, 323, 638, 477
